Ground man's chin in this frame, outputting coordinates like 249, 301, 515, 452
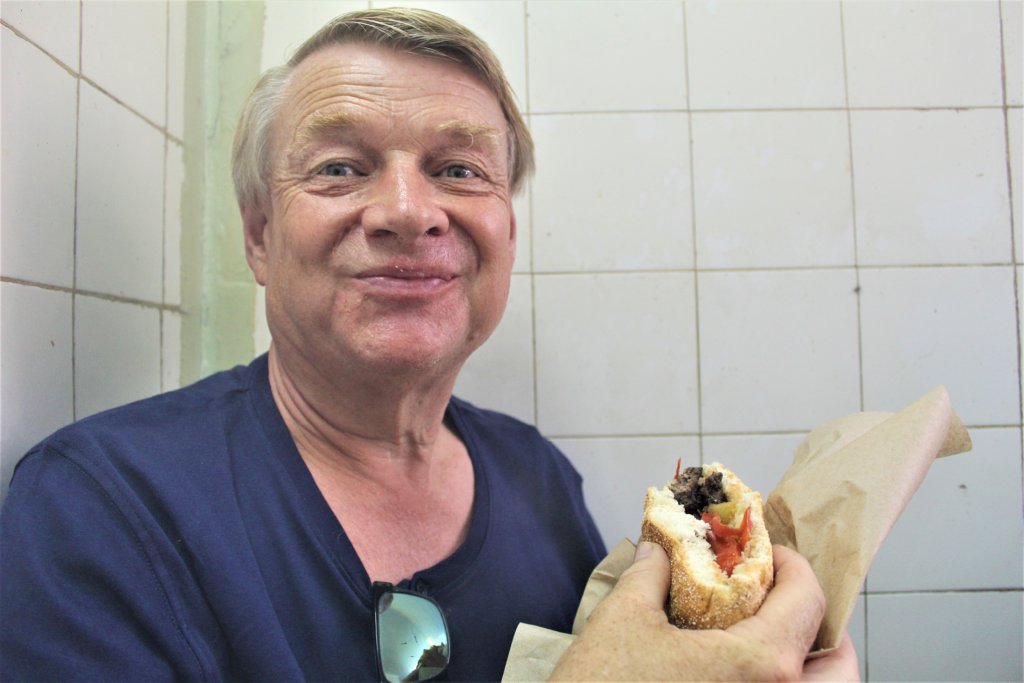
354, 349, 468, 386
351, 331, 472, 375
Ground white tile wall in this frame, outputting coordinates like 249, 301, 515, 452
166, 0, 188, 141
1010, 107, 1022, 261
76, 82, 166, 302
686, 1, 846, 110
1005, 1, 1023, 107
0, 283, 74, 498
526, 0, 686, 113
251, 4, 1023, 677
81, 0, 168, 126
0, 0, 79, 69
1, 25, 78, 288
531, 113, 692, 272
852, 109, 1012, 266
844, 1, 1004, 108
1, 2, 187, 492
165, 141, 185, 306
860, 266, 1019, 425
870, 427, 1023, 592
534, 272, 698, 436
867, 591, 1023, 682
698, 269, 861, 433
691, 111, 854, 269
74, 297, 162, 419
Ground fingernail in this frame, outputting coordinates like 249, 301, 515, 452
634, 541, 655, 561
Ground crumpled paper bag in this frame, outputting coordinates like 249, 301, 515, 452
502, 385, 971, 681
764, 385, 970, 651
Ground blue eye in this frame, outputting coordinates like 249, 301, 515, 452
320, 162, 356, 177
443, 165, 475, 179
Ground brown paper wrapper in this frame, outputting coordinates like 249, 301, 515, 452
765, 385, 970, 652
502, 386, 972, 681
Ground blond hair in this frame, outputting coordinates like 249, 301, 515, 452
231, 8, 534, 207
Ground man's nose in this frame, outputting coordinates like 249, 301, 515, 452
361, 163, 449, 240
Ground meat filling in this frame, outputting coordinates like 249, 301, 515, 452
669, 467, 727, 518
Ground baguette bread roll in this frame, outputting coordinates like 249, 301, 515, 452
640, 462, 773, 630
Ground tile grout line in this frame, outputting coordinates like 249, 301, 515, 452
526, 104, 1016, 117
160, 0, 170, 392
532, 421, 1024, 441
680, 0, 704, 466
77, 73, 183, 144
0, 277, 184, 313
997, 0, 1024, 437
839, 4, 870, 676
523, 0, 540, 430
864, 587, 1024, 597
839, 2, 866, 418
70, 0, 84, 423
528, 262, 1018, 276
0, 19, 181, 145
13, 262, 1015, 303
0, 19, 77, 79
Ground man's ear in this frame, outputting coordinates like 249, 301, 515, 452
508, 206, 518, 261
241, 202, 270, 286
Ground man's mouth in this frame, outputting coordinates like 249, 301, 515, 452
355, 265, 459, 294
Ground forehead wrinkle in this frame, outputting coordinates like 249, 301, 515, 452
290, 61, 381, 109
280, 60, 383, 149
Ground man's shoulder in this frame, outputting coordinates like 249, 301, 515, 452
66, 360, 254, 431
26, 358, 266, 478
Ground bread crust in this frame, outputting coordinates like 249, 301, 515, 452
640, 463, 773, 630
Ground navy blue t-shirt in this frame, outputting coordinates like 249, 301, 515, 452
0, 355, 605, 681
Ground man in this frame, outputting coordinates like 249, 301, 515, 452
1, 9, 857, 681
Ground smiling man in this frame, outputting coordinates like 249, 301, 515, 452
1, 9, 857, 682
1, 11, 603, 681
241, 40, 526, 589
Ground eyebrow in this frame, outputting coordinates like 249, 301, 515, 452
437, 120, 503, 154
291, 112, 504, 157
292, 111, 361, 152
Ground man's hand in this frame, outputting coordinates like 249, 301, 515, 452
550, 542, 860, 682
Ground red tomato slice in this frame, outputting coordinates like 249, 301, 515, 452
701, 507, 752, 576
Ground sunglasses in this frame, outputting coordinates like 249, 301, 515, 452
373, 581, 451, 683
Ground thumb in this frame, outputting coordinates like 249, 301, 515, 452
609, 541, 671, 610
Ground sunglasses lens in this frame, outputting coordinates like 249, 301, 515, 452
376, 591, 450, 683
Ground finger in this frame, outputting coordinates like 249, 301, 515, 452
730, 545, 826, 657
606, 541, 671, 612
802, 632, 861, 682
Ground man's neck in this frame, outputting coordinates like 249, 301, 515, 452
265, 345, 476, 583
265, 344, 461, 479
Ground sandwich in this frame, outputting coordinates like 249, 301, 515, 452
640, 461, 773, 629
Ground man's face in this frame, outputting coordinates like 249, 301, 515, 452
245, 42, 516, 380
